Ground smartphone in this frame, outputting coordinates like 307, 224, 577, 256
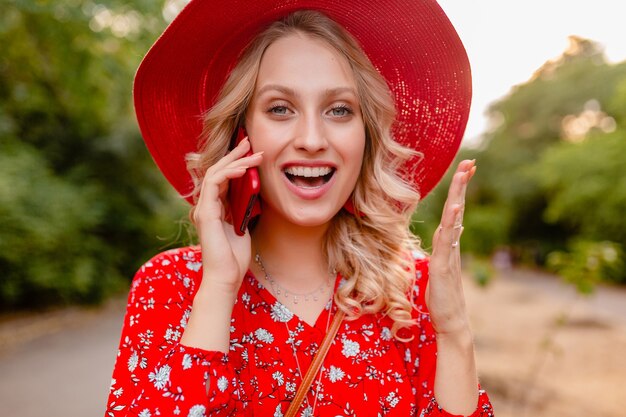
228, 127, 261, 236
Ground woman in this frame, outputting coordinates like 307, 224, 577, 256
107, 1, 494, 416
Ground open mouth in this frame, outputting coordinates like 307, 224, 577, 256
283, 166, 336, 189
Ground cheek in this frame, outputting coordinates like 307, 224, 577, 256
344, 135, 366, 175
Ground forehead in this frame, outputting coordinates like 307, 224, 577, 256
255, 33, 357, 93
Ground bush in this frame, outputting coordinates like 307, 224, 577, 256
546, 240, 625, 293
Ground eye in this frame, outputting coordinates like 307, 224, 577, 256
267, 104, 291, 116
328, 105, 353, 117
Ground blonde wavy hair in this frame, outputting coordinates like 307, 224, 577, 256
187, 10, 424, 340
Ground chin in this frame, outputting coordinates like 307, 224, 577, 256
286, 205, 342, 228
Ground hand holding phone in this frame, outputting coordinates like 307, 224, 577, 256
227, 127, 261, 236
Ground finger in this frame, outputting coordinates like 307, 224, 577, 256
444, 161, 475, 233
199, 166, 248, 202
448, 160, 474, 204
209, 137, 253, 172
432, 202, 463, 259
440, 160, 473, 218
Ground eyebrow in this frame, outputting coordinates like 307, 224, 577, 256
255, 84, 357, 99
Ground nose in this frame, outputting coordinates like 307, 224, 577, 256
293, 115, 328, 153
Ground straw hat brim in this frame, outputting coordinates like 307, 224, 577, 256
134, 0, 472, 203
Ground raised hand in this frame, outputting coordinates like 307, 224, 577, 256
427, 159, 476, 336
192, 137, 263, 296
181, 137, 263, 352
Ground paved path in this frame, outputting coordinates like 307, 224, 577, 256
0, 298, 126, 417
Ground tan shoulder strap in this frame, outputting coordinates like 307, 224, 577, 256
285, 310, 345, 417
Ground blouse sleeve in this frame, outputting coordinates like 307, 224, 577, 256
405, 256, 494, 417
104, 248, 248, 417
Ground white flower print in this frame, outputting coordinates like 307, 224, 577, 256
270, 302, 293, 323
186, 261, 202, 272
113, 387, 123, 398
217, 376, 229, 392
181, 309, 190, 328
328, 365, 345, 382
302, 405, 313, 417
242, 292, 251, 303
187, 404, 206, 417
165, 328, 181, 341
148, 364, 171, 390
255, 328, 274, 343
174, 406, 181, 415
182, 353, 192, 370
404, 349, 411, 363
341, 339, 360, 357
386, 391, 400, 408
381, 327, 392, 341
139, 330, 153, 346
127, 350, 139, 372
286, 381, 296, 393
183, 277, 191, 288
273, 404, 284, 417
138, 409, 151, 417
272, 371, 284, 386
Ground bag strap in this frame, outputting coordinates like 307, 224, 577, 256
285, 310, 345, 417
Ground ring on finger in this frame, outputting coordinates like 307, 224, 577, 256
451, 241, 459, 248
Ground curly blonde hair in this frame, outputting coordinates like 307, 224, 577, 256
186, 10, 424, 340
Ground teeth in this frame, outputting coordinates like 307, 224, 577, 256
284, 166, 333, 178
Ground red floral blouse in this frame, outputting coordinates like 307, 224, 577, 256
105, 246, 494, 417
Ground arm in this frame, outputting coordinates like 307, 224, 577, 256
105, 138, 263, 417
410, 258, 493, 417
104, 249, 243, 417
416, 160, 494, 416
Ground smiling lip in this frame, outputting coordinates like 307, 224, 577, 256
281, 160, 337, 200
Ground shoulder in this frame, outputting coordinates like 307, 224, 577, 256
129, 246, 203, 302
134, 246, 202, 278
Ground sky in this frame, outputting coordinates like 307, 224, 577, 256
436, 0, 626, 144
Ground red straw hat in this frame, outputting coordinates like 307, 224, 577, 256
134, 0, 471, 203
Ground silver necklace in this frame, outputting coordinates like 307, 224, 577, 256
254, 252, 333, 304
254, 251, 334, 415
284, 297, 333, 416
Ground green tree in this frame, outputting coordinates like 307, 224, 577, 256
0, 0, 189, 309
413, 37, 626, 286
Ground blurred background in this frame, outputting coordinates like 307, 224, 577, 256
1, 1, 625, 416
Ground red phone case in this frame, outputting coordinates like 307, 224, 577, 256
228, 128, 261, 236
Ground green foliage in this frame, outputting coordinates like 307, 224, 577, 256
413, 37, 626, 291
536, 132, 626, 245
0, 0, 189, 309
0, 138, 121, 305
547, 240, 625, 292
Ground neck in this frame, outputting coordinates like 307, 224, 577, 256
251, 212, 332, 288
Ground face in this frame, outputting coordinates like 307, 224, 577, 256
246, 33, 366, 228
